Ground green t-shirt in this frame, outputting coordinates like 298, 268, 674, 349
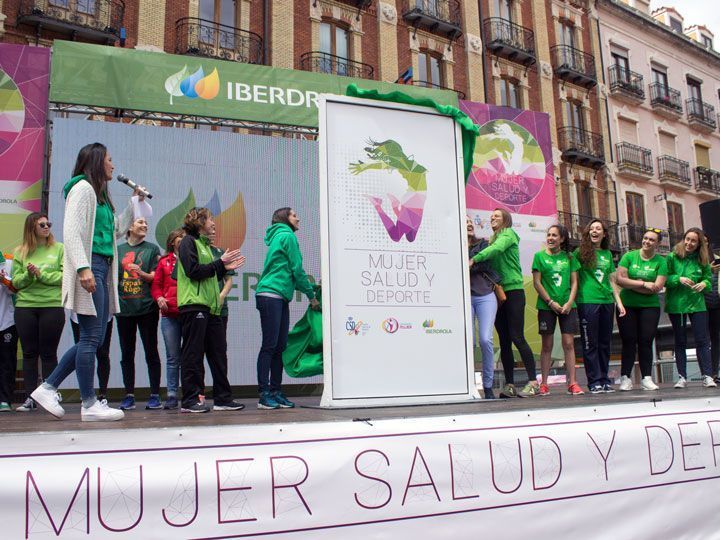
532, 250, 580, 310
117, 240, 161, 316
575, 248, 616, 304
618, 250, 668, 308
211, 245, 235, 318
92, 201, 115, 258
12, 243, 64, 308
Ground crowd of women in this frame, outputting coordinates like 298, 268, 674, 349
0, 143, 317, 421
468, 208, 719, 398
0, 142, 716, 421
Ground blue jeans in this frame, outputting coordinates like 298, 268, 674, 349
471, 293, 497, 390
578, 303, 614, 389
670, 312, 712, 378
46, 254, 110, 403
160, 316, 182, 397
256, 295, 289, 394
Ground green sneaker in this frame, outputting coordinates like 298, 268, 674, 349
519, 382, 540, 398
0, 401, 11, 412
499, 384, 517, 398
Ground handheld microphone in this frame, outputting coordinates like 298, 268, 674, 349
117, 174, 153, 199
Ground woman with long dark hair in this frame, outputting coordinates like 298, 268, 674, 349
532, 224, 583, 396
615, 228, 667, 391
256, 207, 319, 409
666, 227, 714, 388
31, 142, 141, 421
470, 208, 539, 398
12, 213, 65, 412
575, 219, 625, 393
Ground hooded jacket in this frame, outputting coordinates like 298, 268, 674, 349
151, 252, 179, 317
256, 223, 315, 302
665, 251, 711, 314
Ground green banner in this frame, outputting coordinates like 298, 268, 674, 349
50, 41, 458, 128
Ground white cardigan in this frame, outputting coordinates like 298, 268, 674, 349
61, 181, 133, 316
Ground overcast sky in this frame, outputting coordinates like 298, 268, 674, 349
649, 0, 720, 39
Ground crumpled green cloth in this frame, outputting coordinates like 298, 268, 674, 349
345, 84, 480, 182
282, 287, 323, 378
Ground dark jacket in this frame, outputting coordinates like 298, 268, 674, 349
469, 239, 501, 297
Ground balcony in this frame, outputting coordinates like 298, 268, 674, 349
657, 155, 691, 191
299, 51, 374, 80
411, 80, 465, 99
550, 45, 597, 88
401, 0, 462, 41
608, 65, 644, 104
694, 166, 720, 197
687, 98, 717, 132
618, 223, 648, 251
175, 18, 263, 64
615, 142, 653, 180
483, 18, 535, 67
17, 0, 124, 43
649, 83, 683, 119
557, 211, 620, 252
558, 127, 605, 169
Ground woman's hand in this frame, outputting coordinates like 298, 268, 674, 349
27, 263, 41, 278
310, 298, 321, 311
692, 282, 707, 293
157, 297, 168, 312
224, 253, 246, 271
616, 302, 626, 318
468, 258, 475, 268
679, 277, 696, 288
132, 186, 147, 202
126, 263, 140, 273
79, 268, 96, 293
561, 301, 572, 315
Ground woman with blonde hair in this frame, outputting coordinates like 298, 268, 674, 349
665, 227, 714, 388
12, 212, 65, 412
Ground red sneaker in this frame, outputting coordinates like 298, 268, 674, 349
567, 383, 585, 395
539, 383, 550, 396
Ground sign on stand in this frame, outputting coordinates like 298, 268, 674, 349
318, 95, 477, 407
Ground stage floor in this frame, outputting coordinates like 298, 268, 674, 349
2, 383, 715, 433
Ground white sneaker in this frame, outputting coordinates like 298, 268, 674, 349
619, 375, 633, 391
641, 376, 659, 391
81, 399, 125, 422
674, 376, 687, 389
30, 385, 64, 418
703, 375, 718, 388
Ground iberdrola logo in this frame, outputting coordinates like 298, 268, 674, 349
164, 66, 220, 105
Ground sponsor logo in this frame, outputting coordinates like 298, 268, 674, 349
381, 318, 399, 333
3, 332, 12, 343
165, 66, 220, 104
423, 319, 452, 334
422, 320, 434, 328
346, 317, 370, 336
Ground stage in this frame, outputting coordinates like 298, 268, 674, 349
2, 384, 720, 539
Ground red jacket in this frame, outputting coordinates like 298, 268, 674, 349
151, 253, 179, 318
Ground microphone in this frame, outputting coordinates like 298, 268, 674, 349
117, 174, 153, 199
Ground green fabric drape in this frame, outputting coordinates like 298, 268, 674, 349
282, 286, 324, 378
345, 83, 479, 182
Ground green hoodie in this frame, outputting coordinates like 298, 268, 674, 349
256, 223, 315, 302
63, 174, 114, 259
12, 243, 64, 308
665, 251, 711, 314
471, 227, 523, 291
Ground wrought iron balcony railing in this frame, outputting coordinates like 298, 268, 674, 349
299, 51, 374, 79
687, 98, 717, 130
175, 17, 263, 64
558, 126, 605, 168
657, 155, 691, 186
411, 80, 465, 99
401, 0, 462, 39
17, 0, 124, 42
615, 142, 653, 176
550, 45, 597, 88
619, 223, 648, 251
557, 211, 620, 252
482, 18, 535, 66
649, 83, 683, 114
694, 166, 720, 194
608, 65, 645, 100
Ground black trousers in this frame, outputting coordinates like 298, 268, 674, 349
617, 306, 660, 378
494, 289, 536, 384
72, 320, 113, 395
180, 309, 232, 408
0, 325, 18, 403
709, 307, 720, 377
116, 310, 161, 395
14, 306, 65, 396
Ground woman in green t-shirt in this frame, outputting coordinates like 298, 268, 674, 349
575, 219, 625, 394
615, 228, 667, 391
532, 224, 583, 396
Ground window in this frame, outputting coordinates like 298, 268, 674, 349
77, 0, 96, 15
494, 0, 513, 21
199, 0, 236, 48
559, 21, 576, 48
703, 35, 713, 49
626, 192, 645, 227
652, 68, 668, 88
565, 100, 585, 131
417, 51, 443, 88
658, 131, 676, 157
576, 182, 592, 216
612, 52, 629, 72
499, 78, 522, 108
667, 202, 684, 238
669, 17, 683, 33
687, 78, 702, 101
618, 118, 638, 144
49, 0, 69, 7
319, 21, 350, 75
695, 144, 711, 168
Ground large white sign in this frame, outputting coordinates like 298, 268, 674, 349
2, 398, 719, 538
318, 96, 476, 406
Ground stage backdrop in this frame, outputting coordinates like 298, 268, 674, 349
460, 102, 558, 357
49, 119, 322, 389
0, 44, 48, 253
318, 96, 475, 406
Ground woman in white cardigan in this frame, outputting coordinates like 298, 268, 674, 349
31, 143, 144, 422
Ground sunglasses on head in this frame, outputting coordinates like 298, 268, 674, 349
38, 222, 52, 229
646, 227, 662, 234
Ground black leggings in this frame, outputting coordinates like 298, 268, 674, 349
14, 307, 65, 396
617, 306, 660, 378
72, 320, 113, 396
495, 289, 536, 384
709, 307, 720, 377
116, 311, 161, 395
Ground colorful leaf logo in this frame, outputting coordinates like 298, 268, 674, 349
180, 67, 204, 99
155, 189, 196, 248
165, 66, 220, 103
164, 66, 189, 105
195, 68, 219, 100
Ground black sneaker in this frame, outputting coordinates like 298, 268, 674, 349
603, 384, 615, 393
180, 401, 211, 413
589, 385, 604, 394
213, 400, 245, 411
